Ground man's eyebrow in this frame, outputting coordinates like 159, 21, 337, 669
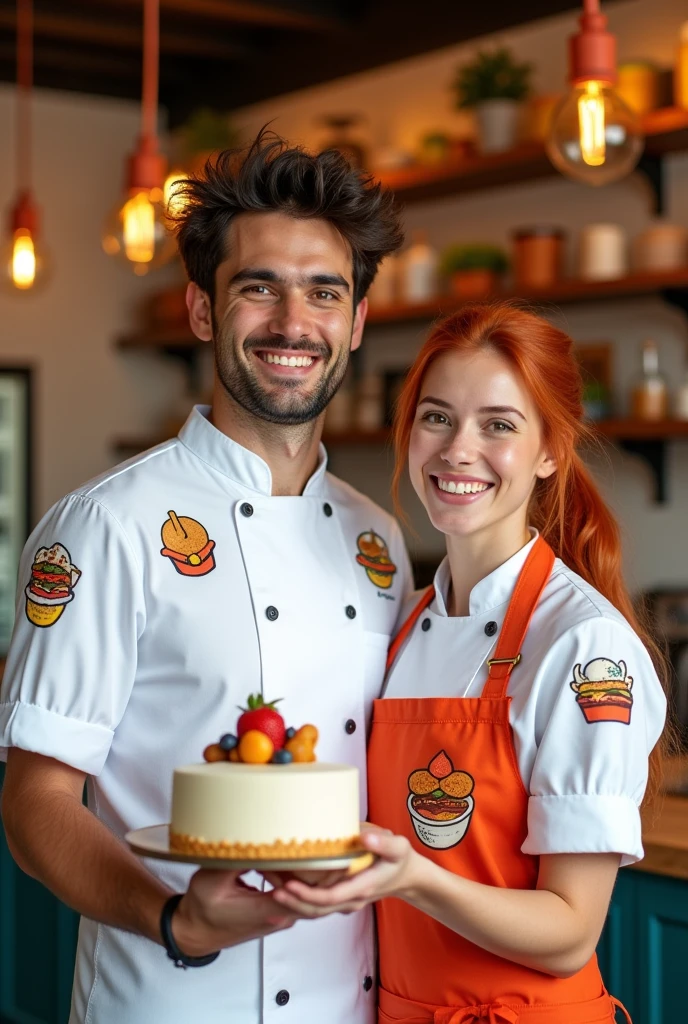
229, 268, 280, 286
228, 269, 350, 292
308, 274, 350, 292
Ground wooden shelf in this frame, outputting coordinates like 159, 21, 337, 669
595, 419, 688, 440
117, 328, 200, 351
366, 267, 688, 326
376, 106, 688, 205
115, 267, 688, 351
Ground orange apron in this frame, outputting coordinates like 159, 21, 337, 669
368, 537, 631, 1024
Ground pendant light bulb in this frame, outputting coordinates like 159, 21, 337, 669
102, 0, 176, 274
546, 0, 644, 185
3, 190, 47, 293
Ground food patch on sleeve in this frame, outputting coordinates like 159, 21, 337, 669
570, 657, 633, 725
25, 542, 81, 627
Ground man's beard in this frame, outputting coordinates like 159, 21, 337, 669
213, 318, 351, 426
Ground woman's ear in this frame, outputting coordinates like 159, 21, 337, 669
536, 451, 557, 480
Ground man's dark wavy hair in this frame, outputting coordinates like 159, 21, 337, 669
172, 128, 404, 307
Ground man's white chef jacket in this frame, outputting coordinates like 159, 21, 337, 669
0, 405, 413, 1024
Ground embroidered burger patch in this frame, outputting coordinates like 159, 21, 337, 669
570, 657, 633, 725
25, 542, 81, 627
355, 530, 397, 590
407, 750, 474, 850
160, 511, 216, 577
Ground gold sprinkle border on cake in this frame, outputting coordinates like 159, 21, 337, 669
169, 830, 364, 859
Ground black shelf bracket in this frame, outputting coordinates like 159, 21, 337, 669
636, 152, 665, 216
661, 287, 688, 318
618, 438, 667, 503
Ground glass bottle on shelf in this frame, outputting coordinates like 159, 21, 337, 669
399, 231, 438, 306
630, 340, 668, 422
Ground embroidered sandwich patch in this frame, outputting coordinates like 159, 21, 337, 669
407, 750, 474, 850
355, 530, 397, 590
570, 657, 633, 725
160, 511, 216, 577
25, 542, 81, 627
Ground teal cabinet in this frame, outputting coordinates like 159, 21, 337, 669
598, 867, 688, 1023
0, 763, 79, 1024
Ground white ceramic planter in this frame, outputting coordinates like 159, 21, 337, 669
475, 99, 521, 154
407, 793, 474, 850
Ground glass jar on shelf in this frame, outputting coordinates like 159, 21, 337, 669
630, 340, 668, 421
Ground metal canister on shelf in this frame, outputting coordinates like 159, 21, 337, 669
512, 226, 565, 289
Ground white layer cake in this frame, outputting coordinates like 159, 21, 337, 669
170, 761, 362, 858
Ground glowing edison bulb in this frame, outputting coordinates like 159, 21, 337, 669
11, 229, 37, 289
578, 81, 606, 165
546, 80, 643, 186
102, 185, 176, 275
122, 191, 156, 263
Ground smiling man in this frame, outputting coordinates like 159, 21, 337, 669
0, 132, 411, 1024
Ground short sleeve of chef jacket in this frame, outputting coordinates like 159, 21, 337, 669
0, 493, 143, 775
522, 616, 666, 867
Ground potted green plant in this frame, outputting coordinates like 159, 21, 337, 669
452, 48, 532, 154
439, 243, 509, 299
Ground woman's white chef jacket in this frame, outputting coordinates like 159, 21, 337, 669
0, 405, 412, 1024
385, 533, 666, 866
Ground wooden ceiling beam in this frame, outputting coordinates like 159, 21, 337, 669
0, 10, 249, 59
0, 39, 139, 77
98, 0, 341, 33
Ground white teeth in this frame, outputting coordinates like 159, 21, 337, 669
262, 353, 314, 367
437, 479, 489, 494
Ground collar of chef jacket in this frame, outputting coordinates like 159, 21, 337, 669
178, 405, 329, 497
431, 529, 540, 618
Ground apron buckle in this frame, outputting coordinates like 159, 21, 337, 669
486, 654, 522, 668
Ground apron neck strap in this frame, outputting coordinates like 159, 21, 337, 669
386, 586, 434, 674
481, 536, 555, 700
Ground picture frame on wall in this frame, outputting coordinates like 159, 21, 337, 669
0, 367, 32, 656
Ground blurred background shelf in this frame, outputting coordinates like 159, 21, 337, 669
116, 267, 688, 352
377, 106, 688, 206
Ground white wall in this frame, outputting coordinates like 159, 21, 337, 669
233, 0, 688, 594
0, 85, 186, 518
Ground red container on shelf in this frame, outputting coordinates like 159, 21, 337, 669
512, 226, 565, 289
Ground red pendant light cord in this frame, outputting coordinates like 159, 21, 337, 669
12, 0, 37, 234
128, 0, 165, 192
141, 0, 159, 141
16, 0, 32, 188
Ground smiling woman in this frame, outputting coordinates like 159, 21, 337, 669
272, 300, 671, 1024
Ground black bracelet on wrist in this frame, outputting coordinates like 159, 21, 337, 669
160, 893, 221, 969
